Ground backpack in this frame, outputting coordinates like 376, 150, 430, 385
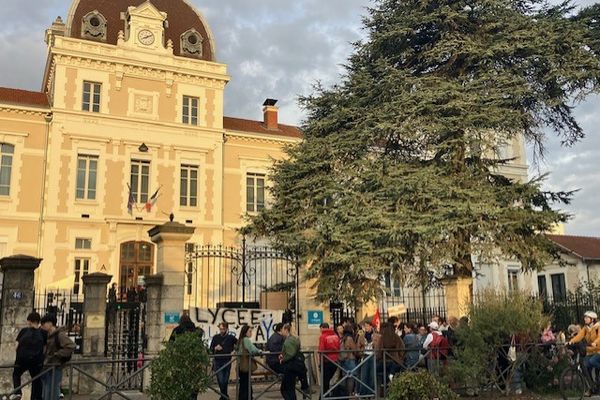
16, 328, 45, 363
54, 332, 74, 364
429, 333, 449, 360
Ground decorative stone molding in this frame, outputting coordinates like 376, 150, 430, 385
81, 10, 107, 42
180, 28, 203, 58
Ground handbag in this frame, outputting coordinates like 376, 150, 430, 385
239, 346, 258, 373
507, 335, 517, 363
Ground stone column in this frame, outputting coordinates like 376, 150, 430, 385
78, 273, 111, 395
0, 255, 41, 390
444, 276, 473, 319
147, 219, 194, 343
297, 277, 329, 349
81, 273, 111, 356
144, 274, 164, 356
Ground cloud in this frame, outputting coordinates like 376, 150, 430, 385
0, 0, 598, 235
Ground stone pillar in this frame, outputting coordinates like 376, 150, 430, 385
147, 220, 194, 344
81, 273, 111, 356
0, 255, 41, 390
444, 276, 473, 319
297, 277, 329, 349
78, 273, 112, 394
144, 274, 164, 356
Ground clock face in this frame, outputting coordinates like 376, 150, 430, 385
138, 29, 155, 45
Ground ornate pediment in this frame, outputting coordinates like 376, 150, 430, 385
127, 1, 167, 22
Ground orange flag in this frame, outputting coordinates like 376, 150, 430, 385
373, 309, 381, 331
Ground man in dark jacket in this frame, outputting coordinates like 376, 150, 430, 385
11, 312, 46, 400
209, 322, 237, 400
266, 323, 285, 374
40, 314, 75, 400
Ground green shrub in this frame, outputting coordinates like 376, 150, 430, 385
387, 370, 458, 400
148, 332, 211, 400
449, 290, 550, 395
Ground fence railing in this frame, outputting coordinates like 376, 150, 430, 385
0, 342, 570, 399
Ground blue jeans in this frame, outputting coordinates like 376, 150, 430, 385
358, 355, 376, 395
342, 360, 357, 395
214, 362, 232, 400
42, 367, 63, 400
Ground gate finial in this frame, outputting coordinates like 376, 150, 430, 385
169, 212, 174, 222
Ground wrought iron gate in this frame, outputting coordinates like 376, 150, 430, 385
184, 236, 299, 315
105, 300, 146, 390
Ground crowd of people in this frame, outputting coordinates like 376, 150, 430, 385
318, 314, 458, 398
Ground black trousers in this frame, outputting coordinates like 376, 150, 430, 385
281, 359, 309, 400
322, 362, 338, 397
238, 371, 251, 400
13, 361, 43, 400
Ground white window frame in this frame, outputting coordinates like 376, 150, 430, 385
82, 81, 101, 112
180, 164, 199, 207
76, 154, 98, 200
73, 258, 90, 295
0, 143, 14, 196
246, 172, 266, 213
130, 160, 150, 203
507, 268, 519, 293
182, 95, 199, 125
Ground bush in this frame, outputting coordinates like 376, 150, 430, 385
449, 290, 550, 395
148, 332, 211, 400
388, 370, 458, 400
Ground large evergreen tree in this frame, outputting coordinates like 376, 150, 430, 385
251, 0, 600, 305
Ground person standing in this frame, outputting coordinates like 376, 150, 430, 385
339, 324, 359, 396
318, 323, 339, 399
209, 322, 237, 400
237, 325, 262, 400
357, 320, 376, 396
40, 314, 75, 400
10, 312, 46, 400
266, 323, 285, 374
403, 323, 420, 369
423, 322, 449, 376
280, 324, 309, 400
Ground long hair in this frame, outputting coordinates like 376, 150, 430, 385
238, 324, 251, 348
381, 322, 398, 347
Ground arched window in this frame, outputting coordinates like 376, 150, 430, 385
180, 28, 203, 58
0, 144, 14, 196
81, 10, 107, 42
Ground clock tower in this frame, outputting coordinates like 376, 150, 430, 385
122, 1, 170, 53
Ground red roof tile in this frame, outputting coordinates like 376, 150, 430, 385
547, 234, 600, 261
0, 87, 49, 108
223, 116, 303, 139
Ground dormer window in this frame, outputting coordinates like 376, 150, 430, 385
180, 29, 203, 58
82, 10, 107, 41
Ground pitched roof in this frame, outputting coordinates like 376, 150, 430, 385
0, 87, 49, 108
547, 234, 600, 261
223, 116, 303, 139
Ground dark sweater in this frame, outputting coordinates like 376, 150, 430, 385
266, 332, 285, 367
210, 333, 238, 365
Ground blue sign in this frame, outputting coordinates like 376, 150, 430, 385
307, 310, 323, 328
11, 291, 23, 300
164, 312, 180, 325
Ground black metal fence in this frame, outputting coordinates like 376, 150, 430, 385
380, 285, 447, 325
541, 292, 600, 331
184, 237, 299, 312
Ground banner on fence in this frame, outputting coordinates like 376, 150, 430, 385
190, 307, 285, 344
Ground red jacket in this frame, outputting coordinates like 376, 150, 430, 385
319, 329, 340, 363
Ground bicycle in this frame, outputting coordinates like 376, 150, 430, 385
559, 343, 597, 400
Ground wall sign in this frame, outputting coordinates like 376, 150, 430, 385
307, 310, 324, 329
164, 312, 180, 325
11, 291, 23, 300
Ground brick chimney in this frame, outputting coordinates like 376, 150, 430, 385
263, 99, 278, 130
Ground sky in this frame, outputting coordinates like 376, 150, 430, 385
0, 0, 598, 236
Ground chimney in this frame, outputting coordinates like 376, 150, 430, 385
263, 99, 278, 130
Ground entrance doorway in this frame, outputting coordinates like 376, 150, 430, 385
119, 241, 154, 298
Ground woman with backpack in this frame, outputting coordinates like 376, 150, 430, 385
10, 312, 46, 400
